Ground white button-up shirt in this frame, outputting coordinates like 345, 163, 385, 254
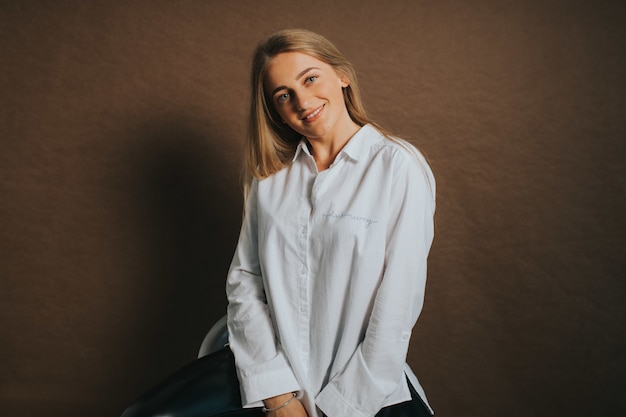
226, 124, 436, 417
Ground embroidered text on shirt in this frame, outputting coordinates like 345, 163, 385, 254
323, 210, 378, 228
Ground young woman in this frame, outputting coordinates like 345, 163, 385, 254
226, 29, 436, 417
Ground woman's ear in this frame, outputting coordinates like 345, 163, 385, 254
335, 69, 350, 88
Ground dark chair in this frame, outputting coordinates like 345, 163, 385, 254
121, 316, 263, 417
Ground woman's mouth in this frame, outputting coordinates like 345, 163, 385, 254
302, 105, 324, 122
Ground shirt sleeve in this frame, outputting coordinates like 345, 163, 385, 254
316, 150, 436, 417
226, 178, 301, 407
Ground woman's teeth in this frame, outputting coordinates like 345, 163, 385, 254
305, 106, 323, 119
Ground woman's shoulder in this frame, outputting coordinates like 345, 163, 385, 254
365, 125, 431, 168
366, 125, 436, 204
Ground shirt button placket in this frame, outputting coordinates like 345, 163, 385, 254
298, 201, 311, 372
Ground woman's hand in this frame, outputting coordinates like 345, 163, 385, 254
263, 393, 308, 417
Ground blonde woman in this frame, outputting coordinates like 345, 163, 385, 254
226, 29, 436, 417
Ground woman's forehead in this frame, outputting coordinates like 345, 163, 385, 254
264, 52, 333, 87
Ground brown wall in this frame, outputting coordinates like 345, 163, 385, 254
1, 1, 624, 416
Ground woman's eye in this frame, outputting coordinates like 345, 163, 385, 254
306, 75, 318, 83
277, 93, 289, 103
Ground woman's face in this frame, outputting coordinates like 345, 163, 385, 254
264, 52, 352, 141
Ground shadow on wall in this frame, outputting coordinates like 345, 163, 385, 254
111, 120, 242, 408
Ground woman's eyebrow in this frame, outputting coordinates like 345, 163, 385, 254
271, 67, 321, 97
296, 67, 320, 80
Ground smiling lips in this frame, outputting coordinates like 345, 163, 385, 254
302, 104, 324, 122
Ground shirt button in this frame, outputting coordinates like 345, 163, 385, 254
301, 268, 306, 275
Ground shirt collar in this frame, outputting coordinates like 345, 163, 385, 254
292, 124, 379, 163
292, 140, 311, 162
338, 124, 379, 162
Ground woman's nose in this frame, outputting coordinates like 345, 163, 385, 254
293, 90, 311, 111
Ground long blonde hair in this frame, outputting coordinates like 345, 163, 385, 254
244, 28, 387, 194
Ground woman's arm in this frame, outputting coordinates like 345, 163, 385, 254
316, 151, 436, 417
226, 179, 301, 407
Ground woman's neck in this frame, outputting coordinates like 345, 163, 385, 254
306, 120, 361, 172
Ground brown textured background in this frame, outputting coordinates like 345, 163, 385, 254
1, 1, 625, 416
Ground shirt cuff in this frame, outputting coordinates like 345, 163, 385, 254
238, 364, 301, 408
316, 382, 370, 417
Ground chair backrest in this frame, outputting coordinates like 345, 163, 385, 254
198, 315, 229, 358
